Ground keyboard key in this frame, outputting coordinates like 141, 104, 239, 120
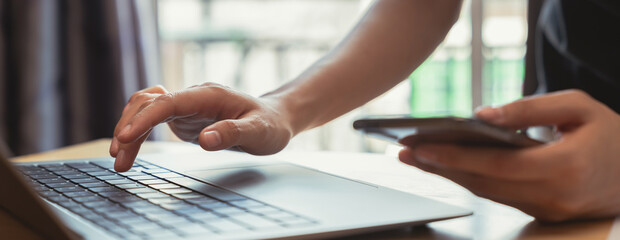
73, 196, 103, 203
143, 212, 179, 221
229, 199, 265, 209
159, 202, 194, 211
71, 178, 100, 184
90, 160, 115, 169
186, 212, 222, 222
39, 163, 64, 169
64, 191, 96, 198
93, 205, 127, 213
250, 205, 282, 215
65, 162, 95, 168
185, 197, 219, 205
79, 182, 110, 188
126, 188, 158, 194
128, 175, 158, 181
116, 215, 152, 225
198, 201, 229, 210
167, 178, 246, 202
57, 200, 82, 209
152, 172, 184, 179
230, 213, 283, 229
148, 183, 179, 190
142, 168, 170, 174
261, 211, 298, 221
204, 218, 248, 232
103, 211, 139, 219
98, 191, 133, 198
108, 195, 143, 203
33, 185, 50, 192
154, 216, 192, 225
38, 178, 68, 184
212, 207, 247, 216
89, 186, 121, 193
47, 195, 72, 204
82, 200, 117, 208
105, 179, 135, 185
120, 201, 156, 209
61, 174, 90, 179
172, 222, 214, 235
52, 170, 81, 176
139, 179, 168, 185
39, 190, 62, 198
172, 193, 204, 199
173, 207, 209, 216
31, 173, 59, 179
106, 227, 138, 238
97, 175, 125, 181
88, 171, 115, 177
47, 182, 78, 188
160, 188, 192, 194
116, 183, 147, 189
56, 186, 87, 193
136, 192, 169, 199
132, 206, 167, 215
77, 167, 105, 173
148, 197, 181, 205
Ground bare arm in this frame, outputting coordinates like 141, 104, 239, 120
265, 0, 462, 135
111, 0, 462, 170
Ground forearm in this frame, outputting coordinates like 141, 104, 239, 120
263, 0, 462, 135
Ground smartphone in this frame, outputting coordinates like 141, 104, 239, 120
353, 116, 544, 148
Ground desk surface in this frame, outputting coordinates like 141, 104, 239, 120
4, 139, 614, 240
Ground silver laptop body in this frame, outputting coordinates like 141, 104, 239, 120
2, 150, 471, 239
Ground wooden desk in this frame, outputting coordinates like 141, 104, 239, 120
4, 139, 614, 239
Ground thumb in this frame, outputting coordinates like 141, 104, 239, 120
475, 90, 594, 129
198, 118, 281, 155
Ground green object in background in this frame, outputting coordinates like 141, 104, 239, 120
409, 55, 524, 118
409, 58, 472, 118
483, 57, 524, 106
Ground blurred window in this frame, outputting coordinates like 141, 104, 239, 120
157, 0, 528, 153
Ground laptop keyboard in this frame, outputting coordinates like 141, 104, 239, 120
17, 160, 315, 239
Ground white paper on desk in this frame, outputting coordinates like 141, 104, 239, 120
608, 216, 620, 240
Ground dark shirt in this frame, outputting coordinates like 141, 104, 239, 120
535, 0, 620, 113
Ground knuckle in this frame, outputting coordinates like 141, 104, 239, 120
129, 92, 151, 103
223, 120, 242, 144
138, 98, 156, 111
152, 85, 168, 94
154, 92, 175, 104
201, 83, 232, 94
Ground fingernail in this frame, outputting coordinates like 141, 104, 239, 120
414, 148, 437, 165
119, 124, 132, 137
110, 138, 119, 155
203, 131, 222, 148
475, 106, 504, 123
114, 150, 125, 171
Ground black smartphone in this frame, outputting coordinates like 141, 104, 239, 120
353, 116, 544, 148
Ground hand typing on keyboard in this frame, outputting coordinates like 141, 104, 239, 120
110, 83, 295, 172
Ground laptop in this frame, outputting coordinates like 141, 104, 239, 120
0, 148, 471, 239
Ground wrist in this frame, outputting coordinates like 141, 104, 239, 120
259, 94, 306, 137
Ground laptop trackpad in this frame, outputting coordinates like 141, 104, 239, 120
185, 163, 379, 217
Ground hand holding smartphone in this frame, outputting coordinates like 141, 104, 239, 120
353, 116, 546, 148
